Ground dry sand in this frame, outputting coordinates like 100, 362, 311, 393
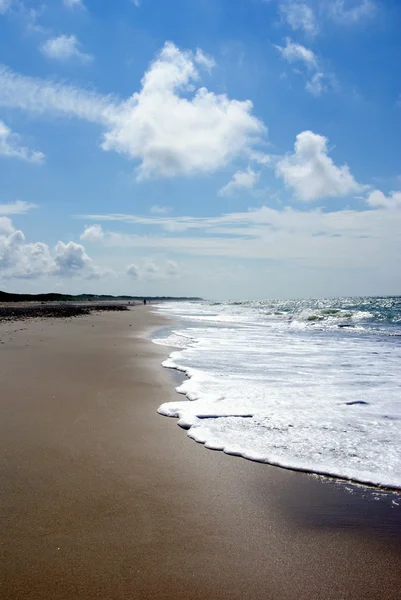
1, 307, 400, 600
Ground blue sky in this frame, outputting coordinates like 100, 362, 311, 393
0, 0, 400, 299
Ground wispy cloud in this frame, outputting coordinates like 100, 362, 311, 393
150, 205, 172, 214
75, 198, 401, 271
275, 37, 332, 96
325, 0, 377, 25
276, 1, 377, 36
0, 200, 37, 215
63, 0, 86, 9
279, 1, 318, 36
305, 72, 327, 96
41, 35, 93, 64
0, 0, 14, 15
275, 37, 317, 68
0, 120, 45, 164
0, 64, 117, 121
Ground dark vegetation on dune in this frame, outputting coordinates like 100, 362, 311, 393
0, 290, 202, 322
0, 290, 202, 303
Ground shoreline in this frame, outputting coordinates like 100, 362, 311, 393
1, 307, 400, 599
158, 354, 401, 494
161, 362, 401, 493
152, 304, 401, 493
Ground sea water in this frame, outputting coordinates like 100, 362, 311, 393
152, 297, 401, 489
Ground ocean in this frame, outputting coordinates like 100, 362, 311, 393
152, 297, 401, 490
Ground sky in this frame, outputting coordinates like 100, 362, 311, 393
0, 0, 400, 300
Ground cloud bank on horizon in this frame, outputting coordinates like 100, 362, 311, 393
0, 0, 399, 299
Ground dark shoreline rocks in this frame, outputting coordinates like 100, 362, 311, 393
0, 303, 129, 323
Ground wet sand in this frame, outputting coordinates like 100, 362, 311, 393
1, 307, 400, 600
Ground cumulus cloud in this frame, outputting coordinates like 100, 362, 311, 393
218, 167, 259, 196
0, 216, 15, 235
0, 42, 266, 179
54, 241, 99, 277
366, 189, 401, 210
80, 224, 105, 242
0, 219, 103, 280
276, 130, 364, 201
279, 1, 318, 36
102, 42, 265, 179
0, 120, 45, 164
41, 35, 93, 63
0, 200, 37, 215
275, 37, 317, 68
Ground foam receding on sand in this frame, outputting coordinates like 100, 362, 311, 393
154, 299, 401, 490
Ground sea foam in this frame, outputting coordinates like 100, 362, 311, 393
153, 298, 401, 489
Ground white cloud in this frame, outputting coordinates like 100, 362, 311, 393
0, 219, 103, 280
54, 241, 98, 277
0, 200, 37, 215
0, 65, 116, 121
80, 224, 105, 242
150, 205, 171, 214
0, 216, 15, 235
126, 263, 139, 278
276, 130, 364, 201
279, 1, 318, 36
0, 120, 45, 164
366, 189, 401, 210
63, 0, 85, 9
102, 42, 265, 179
305, 72, 326, 96
194, 48, 216, 72
248, 150, 271, 165
75, 203, 401, 277
131, 0, 141, 6
326, 0, 376, 25
218, 167, 259, 196
0, 42, 266, 180
41, 35, 93, 63
275, 38, 331, 96
125, 259, 181, 280
275, 37, 317, 68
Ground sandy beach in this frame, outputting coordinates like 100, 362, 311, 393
1, 306, 400, 600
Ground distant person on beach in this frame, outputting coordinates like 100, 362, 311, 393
143, 298, 147, 305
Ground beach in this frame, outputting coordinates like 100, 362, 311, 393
1, 306, 400, 600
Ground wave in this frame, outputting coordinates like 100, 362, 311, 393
152, 297, 401, 489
